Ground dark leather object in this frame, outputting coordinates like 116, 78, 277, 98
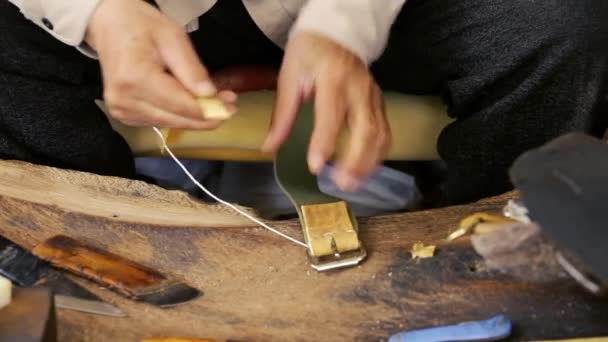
510, 132, 608, 284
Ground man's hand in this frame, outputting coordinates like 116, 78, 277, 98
264, 32, 391, 192
86, 0, 236, 129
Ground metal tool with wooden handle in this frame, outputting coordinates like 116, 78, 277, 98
32, 235, 201, 307
0, 234, 126, 317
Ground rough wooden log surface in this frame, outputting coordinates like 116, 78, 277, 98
0, 160, 606, 342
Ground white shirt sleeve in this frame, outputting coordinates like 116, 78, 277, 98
290, 0, 407, 65
8, 0, 102, 58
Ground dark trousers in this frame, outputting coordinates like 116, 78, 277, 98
1, 0, 606, 205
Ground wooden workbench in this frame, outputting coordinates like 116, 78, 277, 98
0, 160, 605, 341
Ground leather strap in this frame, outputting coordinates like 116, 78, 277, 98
274, 104, 366, 271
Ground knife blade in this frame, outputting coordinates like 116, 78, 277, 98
0, 234, 126, 317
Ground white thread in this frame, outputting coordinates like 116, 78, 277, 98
152, 127, 308, 248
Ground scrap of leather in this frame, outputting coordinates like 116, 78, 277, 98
197, 97, 232, 120
448, 212, 515, 241
32, 235, 201, 307
410, 242, 436, 259
301, 201, 360, 256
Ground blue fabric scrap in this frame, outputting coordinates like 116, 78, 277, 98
388, 315, 512, 342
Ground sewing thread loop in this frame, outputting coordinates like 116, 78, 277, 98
152, 127, 308, 248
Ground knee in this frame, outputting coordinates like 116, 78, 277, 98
515, 0, 608, 52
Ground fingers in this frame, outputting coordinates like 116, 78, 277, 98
156, 26, 216, 97
216, 90, 239, 115
332, 81, 391, 192
308, 73, 346, 175
115, 100, 222, 129
104, 61, 214, 128
92, 0, 229, 129
217, 90, 238, 103
156, 30, 241, 120
137, 70, 205, 121
263, 62, 303, 152
104, 62, 224, 129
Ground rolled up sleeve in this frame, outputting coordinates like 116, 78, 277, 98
291, 0, 406, 65
8, 0, 102, 58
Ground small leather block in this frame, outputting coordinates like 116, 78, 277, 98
32, 236, 201, 307
510, 132, 608, 284
301, 201, 360, 257
0, 288, 57, 342
197, 97, 232, 120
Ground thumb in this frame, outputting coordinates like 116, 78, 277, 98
156, 27, 216, 97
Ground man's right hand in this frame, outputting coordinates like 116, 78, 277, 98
86, 0, 236, 129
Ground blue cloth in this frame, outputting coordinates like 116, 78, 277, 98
388, 315, 512, 342
318, 163, 421, 216
135, 157, 219, 198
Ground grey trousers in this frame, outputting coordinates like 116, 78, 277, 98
1, 0, 606, 206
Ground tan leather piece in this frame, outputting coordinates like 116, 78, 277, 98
197, 97, 233, 120
107, 91, 452, 161
300, 201, 360, 256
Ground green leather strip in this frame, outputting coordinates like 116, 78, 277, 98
274, 104, 364, 265
274, 104, 337, 208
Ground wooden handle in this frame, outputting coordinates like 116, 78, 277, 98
32, 236, 200, 306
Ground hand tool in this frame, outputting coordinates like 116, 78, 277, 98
33, 235, 201, 307
0, 234, 126, 317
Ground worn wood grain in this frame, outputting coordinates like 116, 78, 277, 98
0, 160, 606, 342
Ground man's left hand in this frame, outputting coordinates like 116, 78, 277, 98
264, 32, 391, 192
